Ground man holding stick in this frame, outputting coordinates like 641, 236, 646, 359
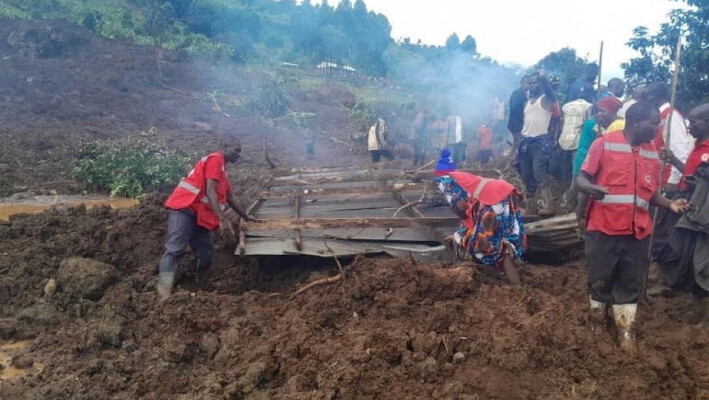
576, 102, 688, 352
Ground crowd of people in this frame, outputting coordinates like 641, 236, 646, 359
365, 107, 499, 169
154, 65, 709, 355
426, 66, 709, 352
506, 64, 709, 351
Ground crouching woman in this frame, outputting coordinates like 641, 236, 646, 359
434, 152, 526, 284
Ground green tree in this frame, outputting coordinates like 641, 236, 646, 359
445, 33, 460, 51
535, 47, 589, 103
622, 0, 709, 110
460, 34, 477, 55
353, 0, 367, 13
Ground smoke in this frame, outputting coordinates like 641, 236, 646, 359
382, 44, 520, 144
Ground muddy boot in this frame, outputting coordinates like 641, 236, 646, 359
157, 272, 175, 302
525, 195, 538, 216
538, 186, 556, 217
195, 266, 212, 290
589, 297, 608, 333
612, 303, 638, 353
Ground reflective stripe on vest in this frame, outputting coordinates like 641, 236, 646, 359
473, 178, 490, 198
604, 142, 632, 153
638, 149, 659, 160
599, 194, 649, 210
604, 142, 659, 161
178, 180, 201, 195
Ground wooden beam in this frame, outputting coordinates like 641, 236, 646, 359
245, 198, 263, 215
270, 168, 499, 186
392, 190, 425, 218
237, 219, 247, 256
245, 217, 460, 230
260, 182, 427, 199
395, 191, 454, 247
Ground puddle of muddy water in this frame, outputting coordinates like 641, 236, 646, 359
0, 196, 137, 221
0, 340, 42, 381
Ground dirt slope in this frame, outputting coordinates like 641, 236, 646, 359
0, 18, 364, 197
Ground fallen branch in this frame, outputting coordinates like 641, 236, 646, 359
292, 274, 343, 297
291, 251, 356, 297
398, 160, 435, 180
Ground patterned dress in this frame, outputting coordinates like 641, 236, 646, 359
435, 176, 526, 266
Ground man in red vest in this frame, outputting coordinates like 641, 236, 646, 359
157, 140, 251, 301
576, 102, 688, 352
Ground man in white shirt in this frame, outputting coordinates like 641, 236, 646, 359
642, 82, 693, 190
618, 84, 645, 118
559, 87, 594, 205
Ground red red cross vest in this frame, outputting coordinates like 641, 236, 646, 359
165, 152, 229, 230
586, 131, 661, 240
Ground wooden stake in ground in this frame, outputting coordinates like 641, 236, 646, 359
643, 33, 683, 300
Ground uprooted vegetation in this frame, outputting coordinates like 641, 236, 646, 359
73, 128, 192, 198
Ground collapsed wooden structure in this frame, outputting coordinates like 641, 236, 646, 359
236, 167, 583, 261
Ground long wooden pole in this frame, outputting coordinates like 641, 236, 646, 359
597, 41, 604, 92
644, 33, 683, 300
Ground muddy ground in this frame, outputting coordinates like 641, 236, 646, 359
0, 17, 708, 400
1, 199, 708, 400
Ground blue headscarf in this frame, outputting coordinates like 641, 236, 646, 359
435, 149, 456, 176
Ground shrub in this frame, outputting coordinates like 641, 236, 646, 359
73, 129, 191, 198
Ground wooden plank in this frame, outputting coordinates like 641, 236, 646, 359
395, 190, 452, 246
271, 168, 501, 185
283, 239, 385, 257
237, 219, 247, 255
242, 238, 286, 256
525, 213, 576, 229
245, 198, 263, 215
527, 222, 580, 234
260, 182, 427, 199
299, 200, 402, 213
245, 228, 437, 242
246, 217, 461, 230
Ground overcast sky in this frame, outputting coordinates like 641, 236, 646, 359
315, 0, 679, 80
